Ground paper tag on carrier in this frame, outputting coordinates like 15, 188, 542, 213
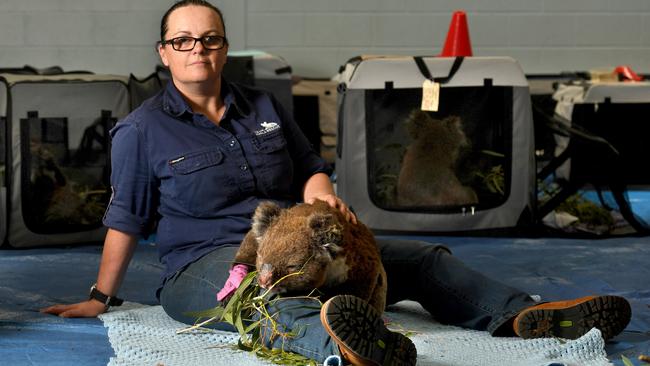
421, 79, 440, 112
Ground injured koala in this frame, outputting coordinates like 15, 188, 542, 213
230, 199, 387, 313
397, 110, 478, 207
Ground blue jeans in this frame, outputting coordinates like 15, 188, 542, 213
160, 239, 536, 362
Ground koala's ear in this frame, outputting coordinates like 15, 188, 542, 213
308, 212, 336, 232
443, 116, 460, 126
444, 115, 462, 130
308, 213, 344, 257
405, 109, 430, 139
445, 115, 468, 143
252, 201, 282, 238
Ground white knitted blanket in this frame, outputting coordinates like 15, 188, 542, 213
99, 302, 613, 366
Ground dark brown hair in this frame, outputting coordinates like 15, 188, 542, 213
160, 0, 226, 41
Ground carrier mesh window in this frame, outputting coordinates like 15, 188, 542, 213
570, 103, 650, 185
366, 86, 513, 212
20, 111, 115, 233
1, 117, 6, 187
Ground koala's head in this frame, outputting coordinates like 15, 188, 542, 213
251, 200, 344, 294
440, 115, 469, 149
405, 110, 469, 151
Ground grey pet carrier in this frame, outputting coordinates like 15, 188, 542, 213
335, 56, 535, 233
0, 73, 129, 247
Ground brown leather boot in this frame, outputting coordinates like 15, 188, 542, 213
320, 295, 417, 366
513, 295, 631, 340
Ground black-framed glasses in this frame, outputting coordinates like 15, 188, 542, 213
160, 35, 228, 51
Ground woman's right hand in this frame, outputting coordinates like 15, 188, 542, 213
40, 300, 108, 318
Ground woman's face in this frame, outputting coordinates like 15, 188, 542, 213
158, 5, 228, 88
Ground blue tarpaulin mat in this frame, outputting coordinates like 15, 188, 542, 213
0, 244, 161, 366
1, 236, 649, 366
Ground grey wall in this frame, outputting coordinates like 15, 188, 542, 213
1, 0, 649, 78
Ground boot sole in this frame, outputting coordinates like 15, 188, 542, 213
515, 295, 631, 340
321, 295, 417, 366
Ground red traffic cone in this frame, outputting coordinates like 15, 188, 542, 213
439, 10, 473, 57
614, 65, 643, 82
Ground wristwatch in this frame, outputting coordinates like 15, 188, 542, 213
89, 283, 124, 307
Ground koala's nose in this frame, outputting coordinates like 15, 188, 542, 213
258, 263, 273, 288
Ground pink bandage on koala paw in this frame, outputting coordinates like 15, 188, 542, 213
216, 264, 249, 302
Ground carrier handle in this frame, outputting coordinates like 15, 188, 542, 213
414, 56, 464, 84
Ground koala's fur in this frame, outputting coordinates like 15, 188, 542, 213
233, 199, 387, 313
397, 110, 478, 206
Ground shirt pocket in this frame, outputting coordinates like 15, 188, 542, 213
251, 129, 293, 195
169, 149, 224, 174
168, 148, 237, 216
253, 129, 287, 153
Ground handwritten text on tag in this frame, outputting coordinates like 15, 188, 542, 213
421, 79, 440, 112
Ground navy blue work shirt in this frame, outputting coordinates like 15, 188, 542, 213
103, 79, 331, 289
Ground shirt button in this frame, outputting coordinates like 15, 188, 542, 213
240, 165, 248, 171
229, 140, 236, 147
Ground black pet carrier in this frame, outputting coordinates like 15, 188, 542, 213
536, 80, 650, 234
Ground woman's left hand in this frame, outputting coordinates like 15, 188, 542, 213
306, 194, 357, 224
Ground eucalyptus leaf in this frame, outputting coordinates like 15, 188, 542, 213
621, 355, 634, 366
234, 311, 246, 335
184, 306, 224, 320
244, 320, 261, 334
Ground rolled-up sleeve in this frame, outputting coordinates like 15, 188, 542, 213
102, 119, 158, 236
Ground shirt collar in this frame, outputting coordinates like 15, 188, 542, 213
162, 78, 251, 119
221, 80, 252, 118
161, 80, 190, 117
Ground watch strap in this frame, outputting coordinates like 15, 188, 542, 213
89, 284, 124, 307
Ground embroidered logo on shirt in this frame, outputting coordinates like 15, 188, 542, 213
254, 121, 280, 136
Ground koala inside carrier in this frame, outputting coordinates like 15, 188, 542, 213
335, 56, 535, 233
0, 74, 129, 247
